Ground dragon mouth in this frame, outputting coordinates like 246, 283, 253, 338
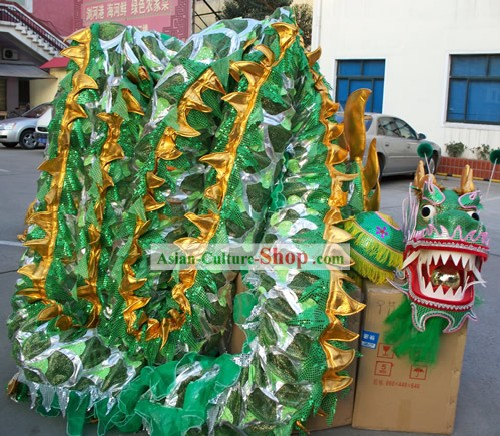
403, 238, 488, 309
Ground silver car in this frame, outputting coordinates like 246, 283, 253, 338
337, 112, 441, 177
0, 103, 50, 149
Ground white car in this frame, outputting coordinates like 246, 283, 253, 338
337, 113, 441, 177
0, 103, 50, 149
34, 107, 52, 148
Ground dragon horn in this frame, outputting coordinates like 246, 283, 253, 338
413, 160, 437, 190
457, 164, 476, 194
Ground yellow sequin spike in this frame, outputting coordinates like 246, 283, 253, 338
200, 151, 232, 178
306, 47, 322, 67
200, 151, 234, 206
233, 61, 266, 88
38, 157, 63, 176
147, 171, 166, 189
38, 303, 63, 321
120, 219, 151, 337
23, 238, 50, 258
15, 28, 96, 328
121, 88, 145, 116
185, 211, 220, 239
324, 143, 348, 167
271, 22, 299, 53
69, 72, 98, 95
170, 268, 197, 316
174, 212, 220, 258
322, 370, 353, 392
327, 272, 365, 315
254, 44, 275, 66
65, 27, 92, 44
143, 171, 165, 212
311, 60, 366, 393
60, 46, 87, 69
25, 208, 53, 234
143, 193, 166, 212
177, 68, 225, 138
222, 91, 251, 113
156, 127, 182, 161
97, 113, 125, 169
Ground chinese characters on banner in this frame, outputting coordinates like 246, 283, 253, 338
81, 0, 191, 39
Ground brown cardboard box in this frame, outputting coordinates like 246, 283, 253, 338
307, 288, 362, 431
352, 283, 467, 434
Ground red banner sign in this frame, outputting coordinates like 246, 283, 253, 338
81, 0, 192, 39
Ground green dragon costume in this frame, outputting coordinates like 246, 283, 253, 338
7, 9, 395, 435
385, 163, 489, 365
8, 7, 482, 435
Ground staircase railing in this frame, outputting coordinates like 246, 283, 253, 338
0, 1, 66, 52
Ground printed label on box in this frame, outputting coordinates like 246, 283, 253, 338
374, 361, 394, 377
409, 365, 428, 380
361, 330, 380, 349
377, 343, 394, 359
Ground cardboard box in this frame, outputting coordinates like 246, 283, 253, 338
352, 283, 467, 434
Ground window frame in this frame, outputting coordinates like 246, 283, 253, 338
335, 59, 385, 113
447, 54, 500, 125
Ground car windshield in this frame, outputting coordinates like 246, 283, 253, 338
23, 104, 50, 118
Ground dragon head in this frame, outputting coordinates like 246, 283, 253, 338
397, 162, 489, 332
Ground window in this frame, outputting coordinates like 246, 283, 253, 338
336, 59, 385, 113
393, 118, 417, 140
447, 54, 500, 124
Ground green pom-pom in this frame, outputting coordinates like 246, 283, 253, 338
417, 142, 433, 159
489, 149, 500, 164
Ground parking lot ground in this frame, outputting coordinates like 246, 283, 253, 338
1, 148, 499, 435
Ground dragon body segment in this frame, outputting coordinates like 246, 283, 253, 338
7, 10, 384, 435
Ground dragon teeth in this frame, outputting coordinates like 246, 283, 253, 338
402, 250, 420, 269
421, 281, 465, 302
440, 251, 450, 264
451, 252, 461, 266
472, 265, 483, 282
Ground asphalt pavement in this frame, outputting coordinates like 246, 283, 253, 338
0, 147, 499, 435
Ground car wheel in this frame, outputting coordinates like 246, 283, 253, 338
1, 142, 17, 148
425, 154, 438, 175
19, 129, 38, 149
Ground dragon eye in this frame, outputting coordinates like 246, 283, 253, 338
467, 210, 480, 221
421, 205, 437, 220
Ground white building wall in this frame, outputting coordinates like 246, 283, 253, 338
313, 0, 500, 156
